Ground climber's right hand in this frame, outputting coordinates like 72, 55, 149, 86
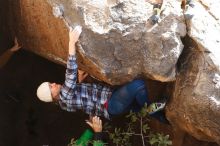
68, 25, 82, 55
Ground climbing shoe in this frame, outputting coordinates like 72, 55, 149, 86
147, 102, 166, 115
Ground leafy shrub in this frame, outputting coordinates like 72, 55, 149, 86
104, 104, 172, 146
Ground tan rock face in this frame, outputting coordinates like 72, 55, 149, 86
8, 0, 69, 64
9, 0, 186, 84
167, 47, 220, 144
167, 0, 220, 144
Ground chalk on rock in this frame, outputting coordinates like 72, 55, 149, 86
53, 4, 64, 18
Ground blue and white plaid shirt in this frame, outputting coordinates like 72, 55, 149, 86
58, 55, 112, 119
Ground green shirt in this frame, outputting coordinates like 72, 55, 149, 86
75, 129, 104, 146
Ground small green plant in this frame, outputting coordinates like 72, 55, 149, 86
67, 138, 77, 146
149, 133, 172, 146
104, 104, 172, 146
68, 139, 106, 146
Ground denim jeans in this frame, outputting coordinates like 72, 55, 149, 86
108, 79, 149, 115
107, 79, 168, 123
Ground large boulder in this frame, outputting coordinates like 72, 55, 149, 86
167, 0, 220, 144
4, 0, 220, 145
8, 0, 186, 84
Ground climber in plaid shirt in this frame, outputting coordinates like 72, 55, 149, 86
59, 54, 112, 119
36, 26, 168, 123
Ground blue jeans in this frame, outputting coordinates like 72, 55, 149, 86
108, 79, 149, 115
107, 79, 168, 123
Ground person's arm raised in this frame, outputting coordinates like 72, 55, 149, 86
86, 116, 102, 133
68, 26, 82, 55
59, 26, 83, 107
10, 37, 22, 52
0, 37, 22, 68
86, 116, 104, 144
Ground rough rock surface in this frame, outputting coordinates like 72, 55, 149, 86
7, 0, 69, 64
6, 0, 220, 145
10, 0, 186, 84
167, 0, 220, 144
